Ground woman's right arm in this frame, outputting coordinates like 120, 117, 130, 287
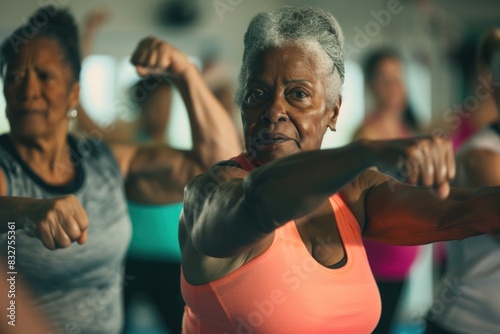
0, 169, 88, 249
184, 137, 454, 258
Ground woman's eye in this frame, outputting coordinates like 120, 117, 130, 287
245, 90, 265, 103
290, 90, 308, 99
39, 72, 53, 81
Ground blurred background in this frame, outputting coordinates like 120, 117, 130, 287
0, 0, 499, 333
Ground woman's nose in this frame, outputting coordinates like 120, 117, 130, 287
19, 71, 41, 101
261, 97, 289, 123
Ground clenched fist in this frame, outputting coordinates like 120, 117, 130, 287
23, 195, 89, 250
130, 36, 192, 79
372, 135, 456, 199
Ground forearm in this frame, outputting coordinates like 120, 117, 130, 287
175, 65, 240, 167
0, 197, 35, 233
438, 186, 500, 240
364, 183, 500, 245
243, 141, 372, 229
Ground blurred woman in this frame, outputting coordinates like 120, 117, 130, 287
355, 49, 419, 139
75, 10, 217, 333
426, 32, 500, 334
0, 6, 240, 334
354, 49, 420, 334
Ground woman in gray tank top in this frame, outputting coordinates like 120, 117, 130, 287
0, 6, 240, 334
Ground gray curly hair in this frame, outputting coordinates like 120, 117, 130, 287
235, 6, 345, 107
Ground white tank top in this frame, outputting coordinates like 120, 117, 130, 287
429, 125, 500, 334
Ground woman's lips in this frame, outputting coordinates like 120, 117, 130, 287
14, 109, 46, 118
253, 132, 296, 148
258, 137, 291, 145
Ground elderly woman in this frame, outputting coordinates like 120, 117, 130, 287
180, 7, 500, 333
0, 6, 239, 334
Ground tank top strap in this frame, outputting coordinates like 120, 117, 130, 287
229, 153, 256, 172
328, 193, 362, 243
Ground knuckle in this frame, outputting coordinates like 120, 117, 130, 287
58, 238, 71, 248
66, 223, 81, 240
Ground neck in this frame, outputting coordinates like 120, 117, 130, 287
373, 106, 403, 122
9, 130, 71, 174
148, 130, 167, 143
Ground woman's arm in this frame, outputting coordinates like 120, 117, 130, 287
184, 136, 455, 258
363, 169, 500, 245
0, 170, 88, 251
113, 37, 241, 204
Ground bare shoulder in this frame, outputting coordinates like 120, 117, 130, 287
0, 167, 6, 196
456, 149, 500, 187
183, 162, 249, 217
184, 162, 249, 197
180, 162, 257, 285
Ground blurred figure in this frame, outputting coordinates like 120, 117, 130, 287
354, 49, 420, 334
76, 9, 237, 334
355, 49, 419, 139
451, 29, 500, 150
426, 32, 500, 334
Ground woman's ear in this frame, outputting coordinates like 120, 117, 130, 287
327, 95, 342, 131
68, 81, 80, 111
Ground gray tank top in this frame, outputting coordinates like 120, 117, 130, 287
0, 134, 132, 334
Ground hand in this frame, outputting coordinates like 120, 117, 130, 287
373, 135, 455, 199
130, 37, 192, 79
84, 7, 111, 31
81, 7, 111, 58
23, 195, 89, 250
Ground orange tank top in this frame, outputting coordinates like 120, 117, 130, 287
181, 154, 381, 334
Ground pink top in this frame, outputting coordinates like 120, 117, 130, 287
180, 154, 381, 333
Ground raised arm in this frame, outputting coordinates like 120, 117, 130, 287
111, 37, 241, 204
183, 136, 455, 258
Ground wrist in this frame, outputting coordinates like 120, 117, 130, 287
357, 139, 380, 170
174, 62, 199, 84
11, 198, 38, 233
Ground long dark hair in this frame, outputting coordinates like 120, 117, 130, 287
363, 48, 420, 132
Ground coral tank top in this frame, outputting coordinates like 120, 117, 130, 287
180, 154, 381, 334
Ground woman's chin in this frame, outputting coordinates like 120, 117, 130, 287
247, 146, 299, 165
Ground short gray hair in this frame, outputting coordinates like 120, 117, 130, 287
235, 6, 345, 107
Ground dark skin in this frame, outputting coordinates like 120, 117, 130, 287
180, 46, 500, 286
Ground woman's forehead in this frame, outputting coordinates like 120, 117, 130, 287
8, 37, 65, 68
247, 46, 323, 81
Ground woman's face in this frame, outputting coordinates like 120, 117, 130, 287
3, 37, 79, 140
140, 84, 172, 137
241, 46, 340, 164
370, 57, 407, 112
